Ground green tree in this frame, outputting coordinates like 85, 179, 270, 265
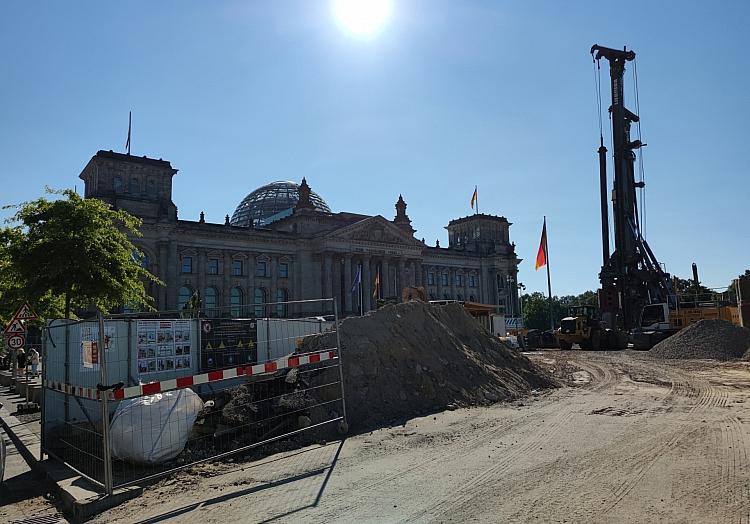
1, 188, 161, 319
521, 290, 599, 330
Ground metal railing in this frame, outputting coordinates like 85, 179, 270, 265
41, 298, 347, 494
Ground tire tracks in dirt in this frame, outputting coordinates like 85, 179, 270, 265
402, 355, 620, 522
596, 359, 735, 518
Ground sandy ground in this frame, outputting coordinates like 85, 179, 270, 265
86, 350, 750, 523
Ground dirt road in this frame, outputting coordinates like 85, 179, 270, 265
95, 351, 750, 523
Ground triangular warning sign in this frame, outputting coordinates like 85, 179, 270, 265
13, 303, 37, 321
206, 342, 213, 350
4, 318, 25, 335
236, 340, 244, 349
218, 342, 225, 349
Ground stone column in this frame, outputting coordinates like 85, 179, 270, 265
436, 266, 442, 299
450, 267, 456, 299
380, 258, 389, 299
270, 256, 278, 307
344, 255, 353, 315
362, 256, 371, 312
323, 254, 333, 313
247, 254, 255, 317
332, 254, 342, 315
157, 240, 169, 310
223, 250, 232, 310
197, 248, 206, 304
398, 258, 406, 296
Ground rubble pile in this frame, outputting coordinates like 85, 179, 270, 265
649, 319, 750, 361
299, 301, 557, 430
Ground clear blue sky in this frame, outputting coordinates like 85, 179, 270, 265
1, 1, 748, 296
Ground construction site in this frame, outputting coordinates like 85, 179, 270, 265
1, 8, 750, 523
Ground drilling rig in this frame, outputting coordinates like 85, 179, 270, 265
591, 44, 676, 349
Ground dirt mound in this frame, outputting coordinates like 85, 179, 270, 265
649, 319, 750, 361
299, 301, 556, 430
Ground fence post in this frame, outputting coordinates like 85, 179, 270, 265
332, 298, 348, 432
98, 311, 114, 496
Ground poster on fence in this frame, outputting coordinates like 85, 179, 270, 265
137, 320, 192, 378
80, 325, 116, 371
200, 319, 257, 371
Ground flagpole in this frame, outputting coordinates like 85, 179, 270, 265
544, 216, 554, 331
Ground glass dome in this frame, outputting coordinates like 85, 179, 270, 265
230, 181, 331, 227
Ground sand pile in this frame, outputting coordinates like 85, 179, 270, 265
649, 319, 750, 361
299, 301, 556, 430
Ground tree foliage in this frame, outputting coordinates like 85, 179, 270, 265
520, 290, 599, 330
727, 270, 750, 300
1, 188, 161, 320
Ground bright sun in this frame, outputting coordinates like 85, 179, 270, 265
332, 0, 393, 38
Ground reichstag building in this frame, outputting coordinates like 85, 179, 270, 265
79, 150, 521, 317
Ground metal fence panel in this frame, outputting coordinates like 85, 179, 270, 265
41, 298, 347, 493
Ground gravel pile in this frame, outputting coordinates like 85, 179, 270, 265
649, 319, 750, 361
299, 301, 556, 430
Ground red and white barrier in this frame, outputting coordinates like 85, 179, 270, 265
44, 349, 338, 401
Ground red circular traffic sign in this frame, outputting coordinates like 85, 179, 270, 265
6, 334, 25, 350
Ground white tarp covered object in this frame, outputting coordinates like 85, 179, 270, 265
110, 388, 204, 465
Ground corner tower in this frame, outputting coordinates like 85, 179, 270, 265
79, 150, 178, 222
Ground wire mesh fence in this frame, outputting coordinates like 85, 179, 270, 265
41, 298, 347, 493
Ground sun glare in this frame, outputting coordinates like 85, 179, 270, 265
332, 0, 393, 38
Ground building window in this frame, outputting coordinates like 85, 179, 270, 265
177, 286, 193, 310
441, 273, 449, 286
469, 275, 476, 288
114, 176, 123, 194
204, 287, 218, 317
429, 293, 436, 300
181, 256, 193, 274
207, 258, 219, 275
255, 260, 267, 277
276, 288, 288, 317
470, 294, 476, 302
456, 274, 463, 287
457, 294, 463, 301
254, 288, 266, 317
443, 293, 449, 300
232, 259, 243, 276
279, 262, 289, 278
129, 176, 140, 194
230, 287, 243, 317
427, 272, 435, 286
497, 275, 505, 289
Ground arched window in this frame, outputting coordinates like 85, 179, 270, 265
254, 288, 266, 317
276, 289, 288, 317
177, 286, 193, 310
204, 287, 218, 317
230, 287, 243, 317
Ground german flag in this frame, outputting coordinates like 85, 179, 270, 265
535, 218, 548, 271
470, 186, 478, 209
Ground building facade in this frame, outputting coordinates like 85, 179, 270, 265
80, 150, 521, 317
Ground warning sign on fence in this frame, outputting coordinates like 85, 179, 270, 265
200, 319, 258, 371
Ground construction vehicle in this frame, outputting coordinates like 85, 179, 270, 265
591, 44, 679, 349
591, 45, 741, 349
558, 305, 607, 350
